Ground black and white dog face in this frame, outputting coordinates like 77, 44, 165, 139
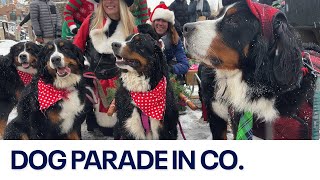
184, 1, 302, 91
37, 39, 85, 89
183, 2, 261, 70
111, 24, 168, 93
7, 41, 41, 74
111, 24, 165, 78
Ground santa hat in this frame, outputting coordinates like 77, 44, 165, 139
150, 4, 175, 25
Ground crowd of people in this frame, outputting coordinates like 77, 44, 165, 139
16, 0, 215, 77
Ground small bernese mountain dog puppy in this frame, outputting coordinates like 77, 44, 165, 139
4, 39, 87, 140
183, 0, 319, 139
0, 41, 41, 139
111, 24, 179, 140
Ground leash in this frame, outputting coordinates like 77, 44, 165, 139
83, 72, 98, 104
178, 119, 187, 140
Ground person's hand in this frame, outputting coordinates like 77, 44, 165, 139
36, 37, 44, 44
17, 25, 21, 31
71, 28, 78, 34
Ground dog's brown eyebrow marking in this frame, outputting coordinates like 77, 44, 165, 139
48, 45, 53, 49
134, 35, 141, 41
59, 42, 64, 47
225, 7, 237, 16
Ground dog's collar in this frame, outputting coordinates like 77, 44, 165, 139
130, 76, 167, 120
38, 78, 70, 111
17, 70, 33, 86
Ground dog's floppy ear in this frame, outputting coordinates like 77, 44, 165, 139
271, 17, 302, 91
251, 17, 302, 92
137, 24, 160, 41
5, 43, 19, 66
37, 44, 50, 77
72, 43, 86, 71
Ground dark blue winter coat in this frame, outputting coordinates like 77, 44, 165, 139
162, 36, 189, 75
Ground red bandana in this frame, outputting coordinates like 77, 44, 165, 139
130, 77, 167, 120
17, 70, 33, 86
38, 79, 69, 110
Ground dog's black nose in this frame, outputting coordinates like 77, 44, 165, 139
19, 54, 27, 60
51, 56, 61, 65
112, 42, 121, 50
183, 23, 196, 36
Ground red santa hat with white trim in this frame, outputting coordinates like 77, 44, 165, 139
149, 4, 175, 25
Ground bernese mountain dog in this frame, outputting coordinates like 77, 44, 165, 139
0, 41, 41, 139
4, 39, 87, 140
111, 24, 179, 140
183, 0, 319, 139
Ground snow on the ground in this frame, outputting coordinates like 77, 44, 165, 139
7, 97, 212, 140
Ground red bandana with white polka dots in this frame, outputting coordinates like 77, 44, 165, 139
38, 79, 69, 110
130, 77, 167, 120
17, 70, 33, 86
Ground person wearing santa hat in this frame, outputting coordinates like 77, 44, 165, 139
73, 0, 136, 136
149, 4, 189, 78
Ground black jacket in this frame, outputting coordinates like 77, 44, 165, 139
169, 0, 189, 26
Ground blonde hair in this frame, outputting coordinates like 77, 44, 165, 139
90, 0, 135, 37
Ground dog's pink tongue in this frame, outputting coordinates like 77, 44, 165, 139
57, 67, 71, 75
22, 63, 30, 68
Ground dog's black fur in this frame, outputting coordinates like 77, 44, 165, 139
0, 42, 41, 138
4, 39, 88, 140
184, 1, 317, 139
112, 24, 178, 140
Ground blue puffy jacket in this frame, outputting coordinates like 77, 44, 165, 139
163, 38, 189, 75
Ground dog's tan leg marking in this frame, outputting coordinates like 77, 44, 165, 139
66, 131, 80, 140
20, 133, 29, 140
0, 119, 7, 138
47, 110, 61, 124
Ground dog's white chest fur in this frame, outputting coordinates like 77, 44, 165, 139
213, 69, 279, 122
58, 90, 84, 134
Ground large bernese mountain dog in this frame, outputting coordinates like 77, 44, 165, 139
111, 24, 179, 140
4, 39, 87, 140
0, 41, 41, 139
183, 0, 319, 139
